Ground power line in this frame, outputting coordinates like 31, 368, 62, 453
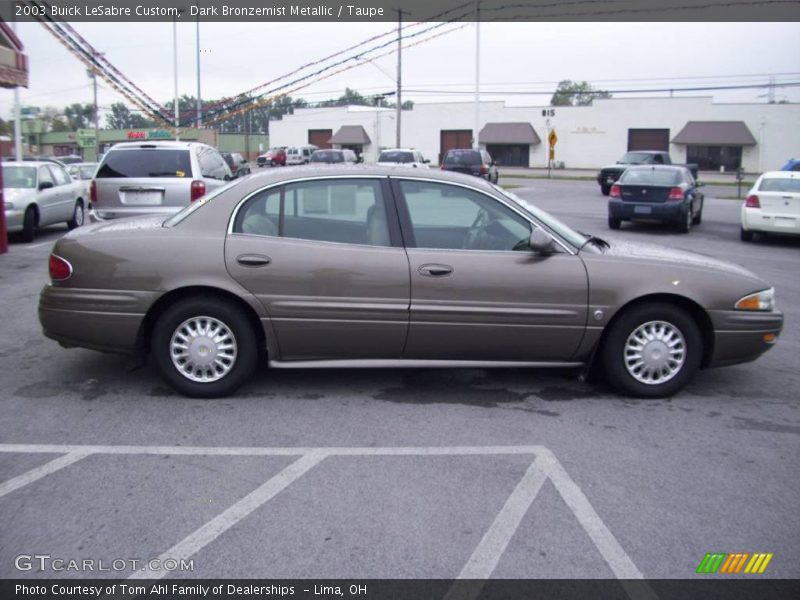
403, 81, 800, 95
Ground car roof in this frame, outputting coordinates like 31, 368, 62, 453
380, 148, 418, 153
107, 141, 201, 151
759, 170, 798, 179
3, 161, 56, 168
625, 164, 685, 171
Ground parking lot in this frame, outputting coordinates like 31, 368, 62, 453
1, 176, 798, 586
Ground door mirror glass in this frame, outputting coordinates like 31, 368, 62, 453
39, 181, 54, 191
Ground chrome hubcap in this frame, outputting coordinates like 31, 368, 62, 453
170, 316, 237, 383
75, 204, 84, 226
624, 320, 686, 385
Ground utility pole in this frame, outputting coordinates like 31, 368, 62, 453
12, 19, 22, 160
396, 9, 403, 148
196, 16, 202, 127
92, 53, 99, 160
474, 1, 480, 149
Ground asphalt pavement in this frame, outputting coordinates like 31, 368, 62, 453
0, 178, 798, 586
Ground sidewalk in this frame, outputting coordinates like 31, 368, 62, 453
499, 167, 755, 187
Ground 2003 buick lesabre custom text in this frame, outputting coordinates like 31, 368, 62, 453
39, 167, 783, 398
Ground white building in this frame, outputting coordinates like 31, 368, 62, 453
270, 96, 800, 173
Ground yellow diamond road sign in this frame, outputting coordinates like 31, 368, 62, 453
548, 129, 558, 147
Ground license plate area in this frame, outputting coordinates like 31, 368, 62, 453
634, 205, 652, 215
121, 191, 162, 206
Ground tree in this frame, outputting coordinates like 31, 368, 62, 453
63, 103, 96, 130
550, 80, 611, 106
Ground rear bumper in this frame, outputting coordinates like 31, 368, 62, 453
708, 309, 783, 367
39, 284, 154, 353
608, 199, 684, 222
741, 207, 800, 236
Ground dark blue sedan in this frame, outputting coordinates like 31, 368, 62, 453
607, 165, 704, 233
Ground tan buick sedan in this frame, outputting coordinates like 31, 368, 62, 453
39, 167, 782, 398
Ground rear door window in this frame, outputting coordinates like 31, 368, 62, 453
97, 149, 192, 178
50, 165, 71, 186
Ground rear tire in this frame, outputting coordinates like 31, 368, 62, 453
608, 216, 621, 230
740, 227, 754, 242
21, 207, 36, 243
601, 184, 611, 196
67, 200, 84, 230
692, 199, 703, 225
151, 296, 258, 398
601, 302, 702, 398
678, 206, 692, 233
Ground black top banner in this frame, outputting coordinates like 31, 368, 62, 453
2, 0, 800, 23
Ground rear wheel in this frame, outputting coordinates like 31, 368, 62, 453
67, 200, 84, 230
740, 227, 754, 242
608, 216, 621, 230
151, 297, 258, 398
601, 303, 702, 398
600, 183, 611, 196
21, 207, 36, 243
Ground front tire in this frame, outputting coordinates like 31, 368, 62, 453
151, 297, 258, 398
21, 207, 36, 243
678, 205, 692, 233
600, 183, 611, 196
67, 200, 84, 230
608, 216, 621, 230
601, 303, 702, 398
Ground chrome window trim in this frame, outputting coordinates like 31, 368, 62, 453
389, 175, 577, 255
226, 174, 389, 236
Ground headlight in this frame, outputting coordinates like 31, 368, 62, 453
735, 288, 775, 311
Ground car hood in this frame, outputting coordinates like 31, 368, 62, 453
601, 238, 761, 280
3, 187, 36, 205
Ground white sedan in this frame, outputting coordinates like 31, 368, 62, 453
3, 161, 87, 242
741, 170, 800, 241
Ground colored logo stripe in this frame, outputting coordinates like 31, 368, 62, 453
697, 552, 773, 574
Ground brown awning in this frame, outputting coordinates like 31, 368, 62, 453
479, 122, 541, 145
672, 121, 756, 146
0, 22, 28, 88
329, 125, 371, 145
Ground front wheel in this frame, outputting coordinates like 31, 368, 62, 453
601, 303, 702, 398
151, 297, 259, 398
67, 200, 84, 230
21, 207, 36, 243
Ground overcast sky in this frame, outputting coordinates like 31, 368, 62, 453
2, 21, 799, 124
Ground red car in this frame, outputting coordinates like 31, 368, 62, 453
257, 147, 286, 167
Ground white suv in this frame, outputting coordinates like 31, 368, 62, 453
377, 148, 430, 168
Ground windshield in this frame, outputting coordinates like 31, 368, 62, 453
619, 152, 656, 164
96, 149, 192, 178
162, 178, 244, 227
379, 151, 414, 163
2, 166, 37, 188
444, 150, 481, 165
619, 168, 681, 186
492, 185, 588, 249
310, 151, 343, 163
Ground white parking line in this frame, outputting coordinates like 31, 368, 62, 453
128, 452, 327, 580
0, 443, 650, 593
0, 451, 89, 499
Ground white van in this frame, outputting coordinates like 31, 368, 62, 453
285, 145, 318, 166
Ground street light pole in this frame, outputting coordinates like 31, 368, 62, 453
474, 1, 480, 149
12, 19, 22, 160
173, 18, 179, 141
196, 16, 201, 128
396, 9, 402, 148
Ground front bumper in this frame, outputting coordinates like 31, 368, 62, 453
608, 199, 684, 223
708, 309, 783, 367
4, 208, 24, 232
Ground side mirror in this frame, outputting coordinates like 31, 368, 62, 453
529, 228, 555, 255
39, 181, 54, 191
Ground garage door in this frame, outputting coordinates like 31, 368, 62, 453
440, 130, 473, 164
308, 129, 333, 150
486, 144, 529, 167
627, 129, 669, 152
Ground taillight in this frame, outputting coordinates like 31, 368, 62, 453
745, 194, 761, 208
610, 184, 621, 198
190, 180, 206, 202
90, 180, 97, 204
668, 187, 684, 201
479, 164, 488, 175
49, 254, 72, 281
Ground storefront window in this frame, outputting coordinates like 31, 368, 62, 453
686, 145, 743, 171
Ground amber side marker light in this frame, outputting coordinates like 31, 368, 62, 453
49, 254, 73, 282
763, 333, 777, 344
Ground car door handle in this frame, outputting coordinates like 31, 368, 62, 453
418, 263, 453, 277
236, 254, 271, 267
